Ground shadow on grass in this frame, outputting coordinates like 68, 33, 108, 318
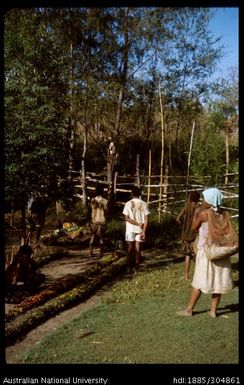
140, 253, 185, 272
218, 302, 239, 315
192, 302, 239, 317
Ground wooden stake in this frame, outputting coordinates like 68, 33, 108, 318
158, 83, 165, 221
147, 148, 152, 203
225, 125, 230, 186
186, 121, 195, 199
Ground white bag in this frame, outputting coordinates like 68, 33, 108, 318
205, 243, 238, 261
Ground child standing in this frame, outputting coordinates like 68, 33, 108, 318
176, 190, 200, 281
123, 186, 150, 274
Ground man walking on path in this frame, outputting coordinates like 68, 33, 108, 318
89, 185, 108, 258
123, 186, 150, 274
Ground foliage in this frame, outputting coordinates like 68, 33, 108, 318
4, 9, 69, 204
106, 218, 125, 242
4, 8, 238, 209
105, 212, 181, 250
190, 117, 226, 184
65, 199, 89, 223
147, 212, 181, 248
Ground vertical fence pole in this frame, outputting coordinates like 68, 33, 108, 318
158, 82, 165, 222
136, 154, 140, 187
186, 120, 195, 199
147, 148, 152, 204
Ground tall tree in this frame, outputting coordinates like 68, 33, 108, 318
154, 8, 224, 173
4, 9, 69, 213
210, 67, 238, 185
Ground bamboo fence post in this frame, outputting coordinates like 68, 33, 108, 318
158, 83, 165, 222
163, 163, 169, 212
147, 148, 152, 203
186, 120, 195, 199
81, 124, 87, 206
225, 125, 230, 187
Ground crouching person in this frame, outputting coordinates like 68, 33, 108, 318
5, 245, 46, 302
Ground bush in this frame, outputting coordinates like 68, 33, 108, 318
63, 200, 89, 224
105, 212, 181, 250
147, 214, 181, 249
106, 218, 125, 246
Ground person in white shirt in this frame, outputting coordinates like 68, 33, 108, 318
123, 186, 150, 273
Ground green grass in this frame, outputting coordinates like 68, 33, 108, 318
16, 256, 239, 364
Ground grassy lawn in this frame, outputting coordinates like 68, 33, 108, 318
16, 256, 239, 364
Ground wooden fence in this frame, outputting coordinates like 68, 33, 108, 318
69, 171, 239, 220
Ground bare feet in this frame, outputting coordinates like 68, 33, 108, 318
176, 309, 192, 316
208, 311, 217, 318
126, 267, 138, 275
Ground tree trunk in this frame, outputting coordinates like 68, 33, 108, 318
68, 14, 75, 182
114, 171, 118, 199
168, 139, 172, 175
81, 124, 87, 206
107, 8, 130, 210
136, 154, 140, 187
158, 83, 165, 222
115, 87, 124, 139
225, 125, 229, 186
107, 140, 116, 213
21, 193, 26, 244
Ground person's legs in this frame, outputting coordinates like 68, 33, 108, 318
135, 241, 142, 272
209, 293, 221, 317
187, 288, 202, 312
177, 288, 202, 316
98, 225, 106, 258
99, 239, 104, 257
89, 230, 96, 257
35, 225, 42, 244
127, 241, 134, 272
184, 255, 191, 281
89, 237, 94, 257
89, 224, 99, 257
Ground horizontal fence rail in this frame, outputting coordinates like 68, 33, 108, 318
66, 170, 239, 220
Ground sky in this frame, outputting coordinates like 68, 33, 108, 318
208, 7, 239, 78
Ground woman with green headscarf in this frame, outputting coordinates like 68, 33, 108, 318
176, 188, 238, 318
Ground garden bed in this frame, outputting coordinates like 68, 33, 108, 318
5, 251, 127, 346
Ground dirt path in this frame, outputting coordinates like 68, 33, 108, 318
5, 248, 105, 314
5, 247, 182, 364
